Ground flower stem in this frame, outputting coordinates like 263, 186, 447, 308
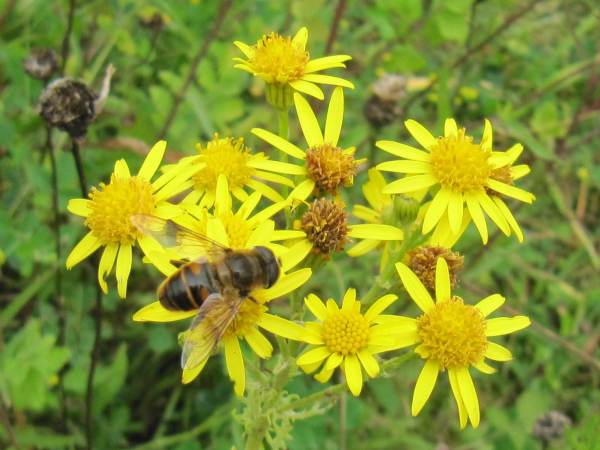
277, 107, 289, 141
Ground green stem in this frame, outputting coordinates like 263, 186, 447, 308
277, 107, 289, 141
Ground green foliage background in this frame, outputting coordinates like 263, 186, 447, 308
1, 0, 600, 449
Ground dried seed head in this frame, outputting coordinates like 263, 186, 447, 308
39, 78, 96, 138
532, 411, 572, 443
300, 198, 348, 257
407, 246, 464, 293
23, 48, 58, 81
305, 143, 356, 194
363, 74, 406, 128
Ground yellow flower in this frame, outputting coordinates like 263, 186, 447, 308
170, 134, 302, 208
348, 168, 413, 257
65, 141, 190, 298
376, 119, 535, 244
252, 87, 362, 198
234, 27, 353, 106
133, 175, 312, 395
394, 258, 530, 428
297, 289, 404, 396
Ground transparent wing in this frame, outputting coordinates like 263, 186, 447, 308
131, 214, 228, 262
180, 288, 245, 370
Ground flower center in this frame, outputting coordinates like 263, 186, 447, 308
192, 136, 254, 192
407, 246, 464, 293
429, 129, 491, 193
416, 296, 487, 369
219, 213, 251, 249
305, 143, 356, 194
225, 300, 265, 338
300, 198, 348, 256
321, 310, 370, 355
85, 175, 155, 245
249, 32, 309, 84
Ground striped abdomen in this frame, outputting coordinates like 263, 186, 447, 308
158, 262, 223, 311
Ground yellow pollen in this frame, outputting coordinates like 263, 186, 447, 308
305, 143, 356, 194
193, 136, 254, 192
85, 175, 155, 245
249, 32, 309, 84
430, 129, 492, 193
321, 310, 370, 355
219, 213, 251, 249
416, 296, 487, 370
225, 300, 265, 338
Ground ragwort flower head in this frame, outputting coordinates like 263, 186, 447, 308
394, 258, 530, 428
134, 176, 312, 396
297, 289, 403, 396
234, 27, 353, 107
376, 119, 535, 245
170, 134, 300, 208
66, 141, 189, 298
253, 87, 362, 198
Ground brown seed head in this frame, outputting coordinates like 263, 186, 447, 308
407, 246, 464, 293
301, 198, 348, 257
39, 78, 96, 138
23, 48, 58, 81
305, 143, 356, 194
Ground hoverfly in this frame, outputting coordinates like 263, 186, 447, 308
131, 215, 280, 371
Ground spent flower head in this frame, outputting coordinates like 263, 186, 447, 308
253, 87, 362, 199
234, 27, 353, 108
297, 289, 405, 396
393, 258, 530, 428
376, 119, 535, 245
65, 141, 191, 298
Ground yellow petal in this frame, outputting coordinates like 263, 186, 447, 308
294, 92, 324, 147
254, 170, 295, 187
493, 197, 524, 242
113, 159, 130, 178
224, 336, 245, 397
364, 294, 397, 321
133, 301, 197, 322
476, 191, 511, 236
486, 179, 535, 204
245, 179, 284, 203
251, 128, 306, 160
65, 232, 101, 269
289, 80, 324, 100
357, 350, 380, 378
348, 224, 404, 241
510, 164, 531, 180
447, 191, 464, 234
395, 263, 434, 312
474, 294, 505, 317
481, 119, 493, 150
245, 220, 274, 248
215, 174, 231, 216
206, 217, 229, 248
181, 357, 209, 384
247, 158, 306, 175
376, 160, 430, 174
258, 268, 312, 301
244, 328, 273, 359
97, 244, 118, 294
67, 198, 92, 217
473, 360, 496, 374
448, 368, 468, 429
115, 243, 132, 299
341, 288, 356, 311
382, 174, 437, 195
304, 55, 351, 73
138, 140, 166, 180
435, 257, 451, 303
297, 346, 331, 366
375, 141, 430, 161
233, 40, 254, 58
288, 179, 315, 202
324, 352, 344, 371
444, 118, 458, 137
302, 73, 354, 89
465, 192, 488, 244
305, 293, 327, 320
411, 359, 439, 415
292, 26, 308, 50
485, 316, 531, 336
347, 239, 379, 257
324, 86, 344, 146
485, 342, 512, 361
455, 367, 480, 427
280, 239, 312, 272
423, 189, 451, 234
344, 354, 363, 396
405, 119, 437, 150
314, 366, 335, 383
257, 313, 305, 341
137, 235, 178, 277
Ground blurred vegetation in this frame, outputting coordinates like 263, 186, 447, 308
1, 0, 600, 449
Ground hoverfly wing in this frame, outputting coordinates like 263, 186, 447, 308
130, 214, 228, 262
180, 289, 244, 370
